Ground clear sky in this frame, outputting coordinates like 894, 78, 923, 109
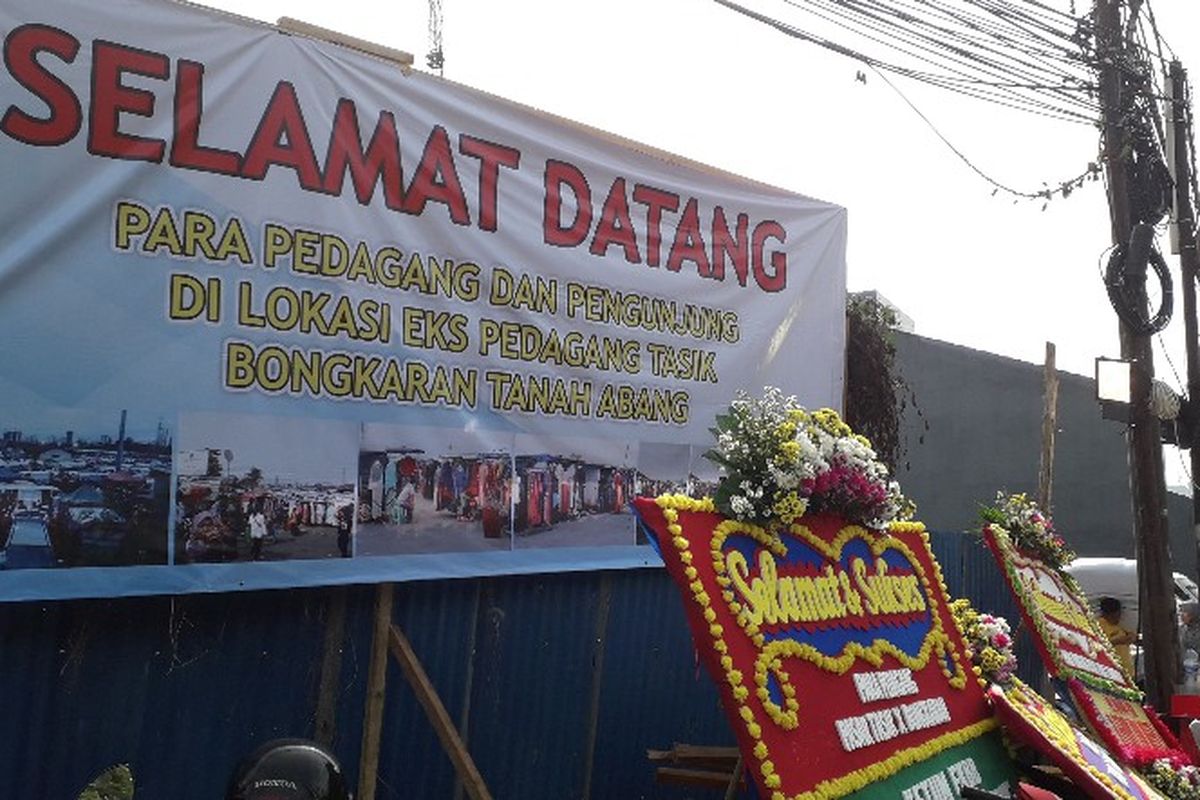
193, 0, 1200, 482
176, 412, 359, 485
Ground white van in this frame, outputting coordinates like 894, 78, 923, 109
1065, 557, 1199, 631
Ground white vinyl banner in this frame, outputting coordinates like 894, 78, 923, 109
0, 0, 846, 599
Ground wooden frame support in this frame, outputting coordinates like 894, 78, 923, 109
388, 623, 494, 800
649, 743, 743, 794
357, 583, 394, 800
314, 585, 347, 747
724, 756, 745, 800
355, 583, 493, 800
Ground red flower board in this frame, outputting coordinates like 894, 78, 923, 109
982, 527, 1134, 697
1067, 679, 1187, 768
634, 496, 997, 800
982, 527, 1190, 767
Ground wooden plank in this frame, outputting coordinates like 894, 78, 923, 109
655, 767, 736, 789
723, 757, 745, 800
389, 623, 494, 800
647, 742, 740, 774
670, 744, 740, 761
451, 582, 483, 800
357, 583, 394, 800
579, 573, 613, 800
647, 743, 740, 765
314, 585, 347, 747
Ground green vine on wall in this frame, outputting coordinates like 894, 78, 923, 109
844, 294, 925, 474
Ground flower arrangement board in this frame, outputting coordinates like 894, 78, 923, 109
989, 680, 1166, 800
982, 527, 1191, 768
635, 495, 1015, 800
982, 526, 1138, 698
1066, 680, 1187, 768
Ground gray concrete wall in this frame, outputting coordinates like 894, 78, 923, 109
891, 331, 1197, 578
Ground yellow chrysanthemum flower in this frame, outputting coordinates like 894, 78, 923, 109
771, 492, 807, 525
778, 440, 801, 463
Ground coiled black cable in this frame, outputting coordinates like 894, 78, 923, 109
1104, 222, 1173, 335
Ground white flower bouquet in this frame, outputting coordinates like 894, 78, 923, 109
705, 387, 913, 530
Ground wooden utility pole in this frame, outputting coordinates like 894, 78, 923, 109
1169, 60, 1200, 585
1096, 0, 1178, 709
1038, 342, 1059, 512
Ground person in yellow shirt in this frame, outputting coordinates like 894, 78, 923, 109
1098, 596, 1136, 678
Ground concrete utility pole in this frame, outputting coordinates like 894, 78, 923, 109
1095, 0, 1179, 709
1168, 61, 1200, 586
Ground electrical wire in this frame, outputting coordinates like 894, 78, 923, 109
709, 0, 1116, 204
720, 0, 1186, 128
864, 0, 1085, 75
1154, 336, 1200, 495
870, 64, 1101, 198
811, 15, 1088, 104
713, 0, 1101, 123
1155, 331, 1184, 391
713, 0, 1182, 214
1175, 447, 1198, 495
712, 0, 1199, 484
789, 0, 1085, 84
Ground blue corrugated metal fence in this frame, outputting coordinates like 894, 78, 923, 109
0, 529, 1026, 799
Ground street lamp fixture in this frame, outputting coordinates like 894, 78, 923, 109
1096, 357, 1132, 422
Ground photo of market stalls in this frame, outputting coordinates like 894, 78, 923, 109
634, 443, 719, 545
174, 412, 357, 563
356, 423, 517, 555
0, 409, 170, 570
357, 426, 645, 553
510, 433, 638, 549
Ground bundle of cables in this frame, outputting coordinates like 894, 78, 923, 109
1105, 221, 1173, 335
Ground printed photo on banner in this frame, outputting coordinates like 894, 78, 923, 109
0, 407, 170, 570
174, 412, 358, 564
634, 442, 718, 545
511, 433, 637, 549
357, 423, 516, 555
